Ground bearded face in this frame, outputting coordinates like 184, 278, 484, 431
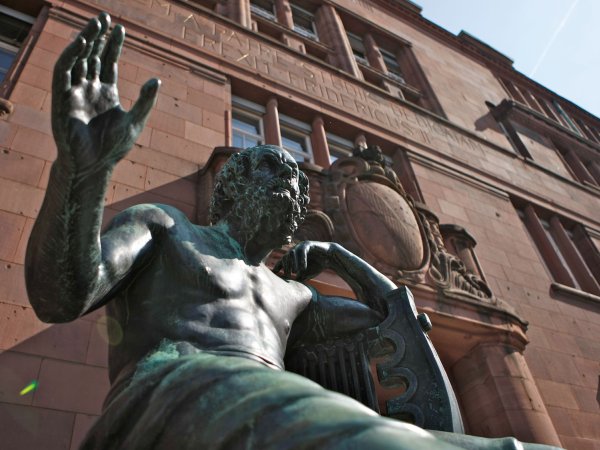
232, 174, 301, 244
210, 146, 309, 246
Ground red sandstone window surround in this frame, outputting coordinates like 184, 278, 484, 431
337, 11, 441, 113
250, 0, 276, 20
232, 97, 266, 148
326, 132, 354, 163
230, 94, 317, 162
230, 88, 405, 168
279, 113, 313, 163
490, 95, 600, 188
0, 3, 45, 99
554, 143, 600, 189
498, 76, 600, 146
515, 202, 600, 296
0, 7, 33, 85
290, 2, 318, 41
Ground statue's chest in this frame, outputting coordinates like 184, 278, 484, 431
153, 230, 308, 324
163, 239, 247, 298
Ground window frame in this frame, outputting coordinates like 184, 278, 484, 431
346, 32, 369, 66
379, 47, 405, 84
290, 3, 318, 41
249, 0, 276, 20
326, 132, 354, 164
517, 203, 600, 296
231, 96, 266, 150
0, 6, 34, 86
279, 113, 313, 163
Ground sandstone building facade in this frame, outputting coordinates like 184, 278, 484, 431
0, 0, 598, 448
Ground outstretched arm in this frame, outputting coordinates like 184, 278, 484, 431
25, 14, 160, 323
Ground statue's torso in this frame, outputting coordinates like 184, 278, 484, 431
106, 218, 311, 383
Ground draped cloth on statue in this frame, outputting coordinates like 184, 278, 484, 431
80, 342, 458, 450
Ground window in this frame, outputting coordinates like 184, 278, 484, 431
517, 203, 600, 295
380, 48, 405, 84
280, 114, 312, 162
498, 77, 588, 138
250, 0, 276, 20
0, 6, 34, 84
232, 97, 264, 149
574, 118, 600, 144
290, 3, 318, 40
555, 144, 600, 188
339, 17, 442, 114
347, 32, 368, 66
326, 133, 354, 163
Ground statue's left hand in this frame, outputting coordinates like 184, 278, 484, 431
52, 13, 160, 175
273, 241, 334, 281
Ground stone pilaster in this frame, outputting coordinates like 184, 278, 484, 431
364, 33, 386, 72
264, 97, 282, 146
227, 0, 252, 28
310, 116, 330, 166
314, 5, 361, 78
451, 343, 562, 447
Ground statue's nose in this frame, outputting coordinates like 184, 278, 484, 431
279, 163, 293, 177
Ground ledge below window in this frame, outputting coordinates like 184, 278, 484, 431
550, 282, 600, 305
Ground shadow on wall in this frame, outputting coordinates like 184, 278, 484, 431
474, 110, 502, 133
0, 173, 200, 450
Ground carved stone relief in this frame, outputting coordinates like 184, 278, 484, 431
319, 146, 430, 284
418, 206, 494, 302
305, 145, 496, 303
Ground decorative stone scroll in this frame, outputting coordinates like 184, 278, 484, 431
418, 206, 494, 301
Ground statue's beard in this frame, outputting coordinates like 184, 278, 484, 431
231, 179, 302, 245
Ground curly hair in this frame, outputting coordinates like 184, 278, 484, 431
209, 146, 310, 240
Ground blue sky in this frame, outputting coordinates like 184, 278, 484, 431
414, 0, 600, 118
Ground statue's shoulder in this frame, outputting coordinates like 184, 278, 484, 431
107, 203, 191, 231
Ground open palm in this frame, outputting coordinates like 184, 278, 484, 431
52, 13, 159, 175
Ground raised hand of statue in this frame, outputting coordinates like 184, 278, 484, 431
274, 241, 334, 281
52, 13, 160, 175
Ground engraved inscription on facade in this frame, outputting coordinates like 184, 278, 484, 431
94, 0, 484, 153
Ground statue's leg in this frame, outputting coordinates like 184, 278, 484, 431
81, 350, 562, 450
429, 430, 564, 450
83, 351, 462, 450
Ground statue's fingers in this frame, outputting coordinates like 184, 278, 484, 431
87, 56, 101, 81
87, 13, 109, 80
71, 59, 87, 85
98, 12, 111, 33
79, 19, 102, 61
128, 79, 161, 129
52, 36, 86, 93
71, 20, 102, 83
87, 38, 106, 79
100, 25, 124, 84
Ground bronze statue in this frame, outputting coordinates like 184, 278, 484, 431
25, 13, 561, 450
